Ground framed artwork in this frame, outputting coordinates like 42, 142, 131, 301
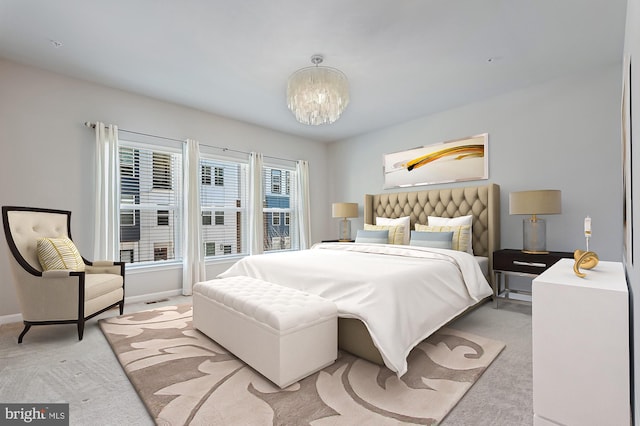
623, 55, 633, 267
383, 133, 488, 189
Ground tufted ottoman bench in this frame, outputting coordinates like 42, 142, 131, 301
193, 276, 338, 388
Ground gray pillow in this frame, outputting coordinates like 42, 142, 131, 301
355, 229, 389, 244
410, 230, 454, 249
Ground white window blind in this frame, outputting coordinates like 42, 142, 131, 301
200, 155, 248, 258
119, 141, 183, 264
263, 164, 298, 252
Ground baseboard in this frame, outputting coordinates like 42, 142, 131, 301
0, 289, 186, 325
125, 289, 184, 305
0, 313, 22, 325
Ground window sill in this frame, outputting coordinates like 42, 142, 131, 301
204, 254, 247, 264
125, 260, 182, 274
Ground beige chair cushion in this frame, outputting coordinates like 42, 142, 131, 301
37, 237, 85, 271
85, 273, 124, 300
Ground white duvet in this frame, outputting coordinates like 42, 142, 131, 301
217, 242, 493, 376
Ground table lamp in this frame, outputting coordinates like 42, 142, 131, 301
332, 202, 358, 241
509, 190, 561, 254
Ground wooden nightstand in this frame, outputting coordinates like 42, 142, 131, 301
492, 249, 573, 308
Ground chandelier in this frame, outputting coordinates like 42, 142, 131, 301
286, 55, 350, 125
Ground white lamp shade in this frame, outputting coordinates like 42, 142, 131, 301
509, 190, 562, 215
332, 202, 358, 218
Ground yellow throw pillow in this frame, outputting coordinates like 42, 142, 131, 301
364, 224, 404, 245
414, 224, 472, 253
37, 237, 86, 271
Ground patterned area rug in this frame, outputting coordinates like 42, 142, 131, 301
99, 304, 505, 426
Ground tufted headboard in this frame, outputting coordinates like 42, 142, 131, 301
364, 183, 500, 276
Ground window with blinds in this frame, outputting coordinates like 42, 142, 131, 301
118, 142, 183, 264
263, 164, 297, 252
200, 155, 248, 258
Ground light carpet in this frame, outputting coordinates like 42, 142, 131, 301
99, 304, 505, 426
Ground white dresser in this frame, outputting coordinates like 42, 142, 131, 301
532, 258, 630, 426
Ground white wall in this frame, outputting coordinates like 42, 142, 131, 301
0, 59, 331, 318
623, 0, 640, 422
328, 64, 623, 261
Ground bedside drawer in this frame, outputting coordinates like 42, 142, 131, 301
493, 250, 573, 275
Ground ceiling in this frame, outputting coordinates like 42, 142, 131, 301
0, 0, 628, 143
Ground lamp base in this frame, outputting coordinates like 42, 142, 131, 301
338, 219, 351, 241
522, 217, 547, 253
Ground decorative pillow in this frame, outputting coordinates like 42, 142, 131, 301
376, 216, 411, 245
414, 224, 471, 253
410, 230, 454, 249
427, 215, 474, 254
355, 229, 389, 244
364, 224, 404, 245
37, 237, 85, 271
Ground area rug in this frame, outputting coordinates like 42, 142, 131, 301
99, 304, 505, 426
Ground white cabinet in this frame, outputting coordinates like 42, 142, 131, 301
532, 259, 630, 425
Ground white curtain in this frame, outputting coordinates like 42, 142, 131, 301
249, 152, 264, 255
93, 122, 120, 261
182, 139, 205, 295
296, 160, 312, 249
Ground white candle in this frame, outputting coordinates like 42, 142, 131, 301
584, 216, 592, 235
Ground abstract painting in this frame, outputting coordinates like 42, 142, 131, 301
383, 133, 488, 189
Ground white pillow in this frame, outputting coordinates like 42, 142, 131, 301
364, 224, 404, 245
376, 216, 411, 245
428, 215, 474, 254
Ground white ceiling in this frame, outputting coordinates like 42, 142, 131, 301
0, 0, 628, 143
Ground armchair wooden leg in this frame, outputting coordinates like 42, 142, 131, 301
119, 300, 124, 315
17, 323, 31, 344
77, 319, 85, 341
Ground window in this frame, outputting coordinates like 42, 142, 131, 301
202, 211, 212, 226
201, 165, 211, 185
157, 210, 169, 226
204, 242, 216, 256
271, 169, 281, 194
215, 211, 225, 225
153, 153, 172, 190
263, 165, 298, 252
120, 147, 137, 178
214, 167, 224, 186
200, 156, 249, 258
120, 249, 134, 263
285, 171, 291, 195
118, 142, 182, 264
154, 244, 169, 261
120, 194, 135, 226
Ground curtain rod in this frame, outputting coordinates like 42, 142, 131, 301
84, 122, 297, 163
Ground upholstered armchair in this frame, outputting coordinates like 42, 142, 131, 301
2, 206, 125, 343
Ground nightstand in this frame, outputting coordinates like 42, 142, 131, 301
492, 249, 573, 308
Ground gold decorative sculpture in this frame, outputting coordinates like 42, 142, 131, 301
573, 249, 599, 278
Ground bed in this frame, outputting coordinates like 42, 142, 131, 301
219, 183, 500, 376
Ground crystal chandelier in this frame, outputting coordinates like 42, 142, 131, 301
286, 55, 350, 125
